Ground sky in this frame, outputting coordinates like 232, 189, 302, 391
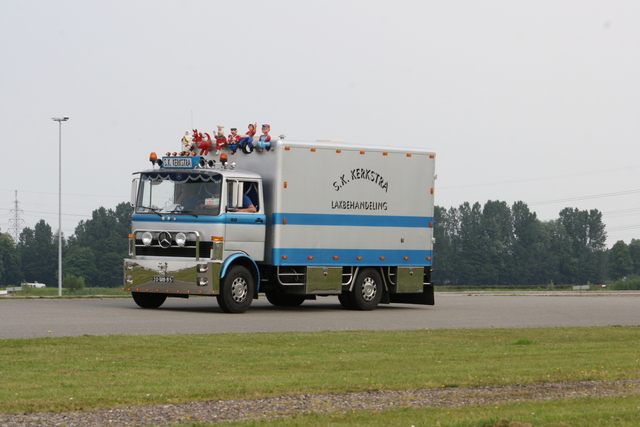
1, 0, 639, 246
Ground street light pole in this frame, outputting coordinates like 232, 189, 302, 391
52, 116, 69, 297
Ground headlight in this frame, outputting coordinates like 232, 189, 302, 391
142, 232, 153, 246
175, 232, 187, 247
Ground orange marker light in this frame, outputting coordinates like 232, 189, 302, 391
336, 150, 342, 153
406, 153, 412, 157
310, 148, 316, 152
360, 151, 366, 155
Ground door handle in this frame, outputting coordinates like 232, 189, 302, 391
255, 218, 264, 223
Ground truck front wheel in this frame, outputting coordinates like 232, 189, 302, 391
349, 268, 383, 310
217, 265, 254, 313
132, 292, 167, 309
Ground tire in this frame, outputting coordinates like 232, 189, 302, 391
217, 265, 254, 313
132, 292, 167, 309
349, 268, 383, 310
265, 291, 305, 307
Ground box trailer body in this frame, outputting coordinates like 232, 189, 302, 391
124, 138, 436, 313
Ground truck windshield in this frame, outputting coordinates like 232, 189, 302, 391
136, 173, 222, 216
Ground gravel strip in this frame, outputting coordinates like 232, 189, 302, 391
2, 379, 639, 426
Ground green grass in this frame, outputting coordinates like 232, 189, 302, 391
4, 286, 129, 297
214, 394, 640, 426
1, 327, 639, 414
610, 275, 640, 290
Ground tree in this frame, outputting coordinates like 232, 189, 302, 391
482, 200, 513, 285
63, 274, 85, 294
557, 208, 607, 284
458, 202, 487, 286
608, 240, 632, 280
0, 233, 22, 287
433, 206, 461, 286
628, 239, 640, 276
510, 201, 552, 286
63, 246, 97, 285
68, 202, 133, 287
18, 220, 58, 286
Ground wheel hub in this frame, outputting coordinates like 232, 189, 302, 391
231, 278, 247, 302
361, 278, 377, 301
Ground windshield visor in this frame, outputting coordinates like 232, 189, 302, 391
136, 173, 222, 216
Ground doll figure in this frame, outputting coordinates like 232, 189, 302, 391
238, 122, 257, 154
215, 125, 227, 154
181, 131, 195, 152
257, 124, 272, 152
227, 128, 240, 154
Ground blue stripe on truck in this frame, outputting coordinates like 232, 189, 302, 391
272, 248, 433, 266
271, 213, 433, 228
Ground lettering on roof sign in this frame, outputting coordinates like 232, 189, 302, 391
332, 168, 389, 193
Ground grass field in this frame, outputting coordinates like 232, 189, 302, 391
1, 286, 129, 297
1, 326, 639, 425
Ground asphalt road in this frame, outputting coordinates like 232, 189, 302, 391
1, 292, 638, 339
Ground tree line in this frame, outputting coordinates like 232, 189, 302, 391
0, 200, 639, 288
0, 202, 133, 288
433, 200, 640, 287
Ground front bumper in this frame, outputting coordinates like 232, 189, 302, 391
123, 258, 221, 295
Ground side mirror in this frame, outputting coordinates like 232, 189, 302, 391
130, 178, 139, 207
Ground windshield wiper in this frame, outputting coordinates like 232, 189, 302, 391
167, 206, 199, 218
138, 206, 162, 216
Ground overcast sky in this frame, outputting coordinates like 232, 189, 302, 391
1, 1, 639, 245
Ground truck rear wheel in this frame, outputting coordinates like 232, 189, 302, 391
217, 265, 254, 313
349, 268, 383, 310
132, 292, 167, 309
265, 291, 305, 307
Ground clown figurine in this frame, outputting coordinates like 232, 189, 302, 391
238, 122, 257, 154
257, 124, 272, 152
227, 127, 240, 154
215, 125, 227, 154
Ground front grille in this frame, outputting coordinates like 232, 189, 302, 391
135, 239, 212, 259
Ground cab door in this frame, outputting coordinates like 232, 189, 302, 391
224, 179, 266, 261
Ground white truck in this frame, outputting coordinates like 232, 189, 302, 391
123, 138, 436, 313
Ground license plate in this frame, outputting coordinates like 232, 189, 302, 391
152, 276, 174, 283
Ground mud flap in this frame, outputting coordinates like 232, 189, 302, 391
388, 285, 434, 305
